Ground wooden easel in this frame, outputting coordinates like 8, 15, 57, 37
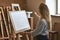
6, 5, 30, 40
11, 4, 32, 40
11, 3, 21, 11
11, 4, 34, 40
6, 6, 23, 40
5, 6, 15, 40
11, 4, 23, 40
0, 7, 9, 40
0, 5, 34, 40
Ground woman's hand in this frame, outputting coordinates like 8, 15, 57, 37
34, 12, 40, 18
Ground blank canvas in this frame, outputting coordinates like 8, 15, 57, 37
9, 11, 30, 33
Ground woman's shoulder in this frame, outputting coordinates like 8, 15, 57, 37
41, 18, 47, 24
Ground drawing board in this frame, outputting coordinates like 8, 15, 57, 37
9, 10, 30, 33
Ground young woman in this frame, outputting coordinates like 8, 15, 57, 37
31, 3, 50, 40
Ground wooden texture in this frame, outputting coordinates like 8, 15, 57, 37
53, 23, 60, 40
0, 0, 27, 10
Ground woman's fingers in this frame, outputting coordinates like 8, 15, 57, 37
34, 12, 38, 16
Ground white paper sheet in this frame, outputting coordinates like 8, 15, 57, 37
9, 11, 30, 33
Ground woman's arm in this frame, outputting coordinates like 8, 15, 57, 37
31, 20, 45, 37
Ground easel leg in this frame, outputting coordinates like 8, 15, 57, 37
26, 34, 29, 40
31, 35, 33, 40
16, 34, 22, 40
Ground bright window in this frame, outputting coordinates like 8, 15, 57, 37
46, 0, 56, 15
58, 0, 60, 14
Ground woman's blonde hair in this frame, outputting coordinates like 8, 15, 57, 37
39, 3, 50, 29
39, 3, 49, 19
